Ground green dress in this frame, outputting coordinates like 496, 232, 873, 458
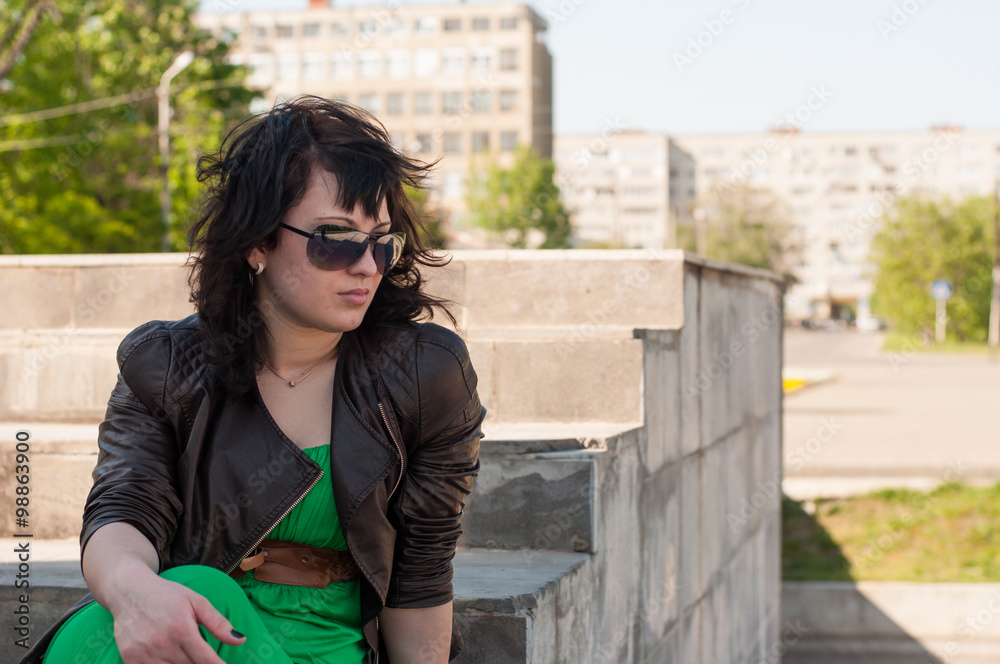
42, 444, 368, 664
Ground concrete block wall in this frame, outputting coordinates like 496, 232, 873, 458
0, 250, 784, 663
453, 256, 785, 662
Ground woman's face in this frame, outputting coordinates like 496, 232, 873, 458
248, 168, 389, 336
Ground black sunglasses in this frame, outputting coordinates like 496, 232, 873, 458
279, 223, 405, 275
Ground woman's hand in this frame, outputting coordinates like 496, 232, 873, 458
106, 567, 246, 664
82, 522, 246, 664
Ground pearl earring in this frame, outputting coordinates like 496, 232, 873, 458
255, 262, 265, 276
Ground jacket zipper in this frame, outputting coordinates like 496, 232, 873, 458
224, 469, 324, 574
379, 401, 405, 500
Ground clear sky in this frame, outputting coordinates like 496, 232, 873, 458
202, 0, 1000, 137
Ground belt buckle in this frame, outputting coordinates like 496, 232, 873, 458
238, 546, 266, 572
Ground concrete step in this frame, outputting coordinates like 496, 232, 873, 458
783, 582, 1000, 664
785, 641, 995, 664
0, 424, 99, 540
0, 421, 625, 543
0, 539, 590, 664
1, 329, 648, 424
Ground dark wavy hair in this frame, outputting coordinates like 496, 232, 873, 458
187, 95, 453, 396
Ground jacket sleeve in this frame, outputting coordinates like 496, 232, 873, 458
384, 329, 486, 608
79, 323, 184, 574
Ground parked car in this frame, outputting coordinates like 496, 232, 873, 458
854, 316, 886, 332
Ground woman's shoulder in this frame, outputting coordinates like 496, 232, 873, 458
117, 314, 202, 362
373, 320, 471, 361
115, 314, 210, 409
369, 321, 477, 404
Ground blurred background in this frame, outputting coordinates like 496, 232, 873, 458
3, 0, 1000, 341
4, 2, 1000, 661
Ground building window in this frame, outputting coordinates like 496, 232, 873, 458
443, 132, 462, 154
415, 17, 438, 34
276, 24, 294, 37
470, 48, 492, 72
331, 52, 353, 79
500, 131, 518, 151
247, 53, 272, 80
387, 93, 405, 115
389, 132, 405, 152
385, 49, 410, 78
472, 17, 490, 30
302, 53, 326, 80
441, 48, 465, 75
414, 92, 434, 114
414, 133, 433, 153
499, 89, 518, 111
386, 18, 406, 35
252, 25, 268, 37
276, 54, 299, 80
471, 90, 491, 113
358, 94, 379, 114
302, 23, 320, 37
414, 49, 438, 77
472, 131, 490, 153
500, 48, 518, 71
443, 18, 461, 31
359, 19, 380, 37
500, 16, 518, 29
358, 51, 381, 78
330, 22, 349, 36
442, 91, 462, 114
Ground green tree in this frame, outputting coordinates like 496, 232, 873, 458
466, 145, 571, 249
0, 0, 256, 254
404, 183, 447, 250
677, 182, 801, 281
870, 196, 995, 342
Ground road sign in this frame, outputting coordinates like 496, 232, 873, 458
931, 279, 953, 302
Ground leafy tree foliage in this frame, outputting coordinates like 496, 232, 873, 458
404, 183, 447, 250
677, 182, 801, 282
0, 0, 256, 253
870, 196, 995, 342
466, 145, 571, 249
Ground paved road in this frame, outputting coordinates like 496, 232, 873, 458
782, 329, 1000, 484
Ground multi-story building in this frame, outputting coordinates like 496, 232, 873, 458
195, 0, 553, 228
557, 126, 1000, 320
554, 132, 671, 249
671, 127, 1000, 319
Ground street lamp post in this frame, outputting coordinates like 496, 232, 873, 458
158, 51, 195, 252
990, 182, 1000, 348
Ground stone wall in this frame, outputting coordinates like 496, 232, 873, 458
0, 250, 784, 663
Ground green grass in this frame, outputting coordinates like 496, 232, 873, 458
783, 482, 1000, 582
881, 331, 998, 355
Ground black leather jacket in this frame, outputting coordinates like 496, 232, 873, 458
21, 314, 485, 664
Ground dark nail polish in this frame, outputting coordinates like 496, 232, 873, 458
231, 629, 246, 639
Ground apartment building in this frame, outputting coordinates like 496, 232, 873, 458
195, 0, 553, 226
554, 132, 671, 249
557, 126, 1000, 319
671, 127, 1000, 319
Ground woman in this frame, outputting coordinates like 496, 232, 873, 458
23, 96, 486, 664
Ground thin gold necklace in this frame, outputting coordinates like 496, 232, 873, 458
261, 348, 338, 388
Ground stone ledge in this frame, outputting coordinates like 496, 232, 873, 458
783, 581, 1000, 662
0, 540, 590, 664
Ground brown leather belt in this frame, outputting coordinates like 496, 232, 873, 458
229, 538, 360, 588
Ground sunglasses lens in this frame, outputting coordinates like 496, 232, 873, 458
305, 232, 405, 274
374, 235, 404, 275
306, 236, 366, 271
